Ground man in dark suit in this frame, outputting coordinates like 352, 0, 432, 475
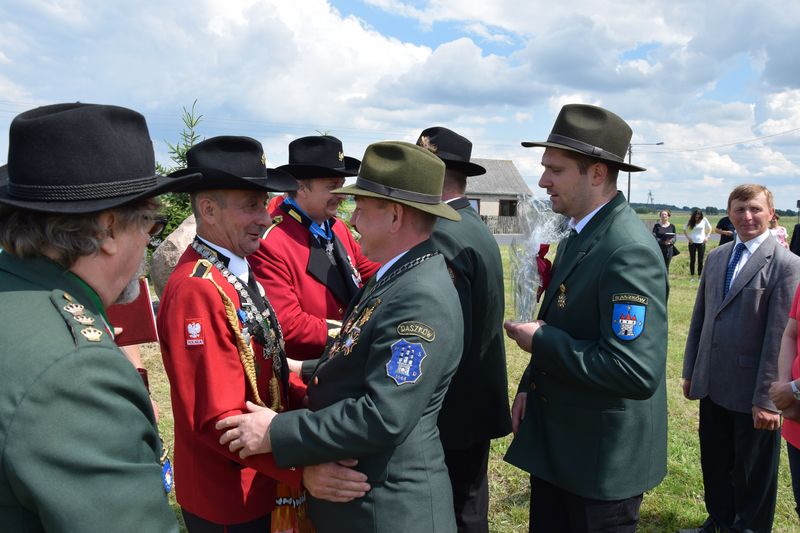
0, 103, 200, 531
217, 141, 465, 533
504, 104, 669, 533
682, 184, 800, 533
416, 126, 512, 533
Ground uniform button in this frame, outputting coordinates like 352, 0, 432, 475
540, 371, 547, 376
290, 467, 296, 471
541, 396, 548, 403
338, 307, 344, 314
530, 382, 537, 391
313, 376, 319, 385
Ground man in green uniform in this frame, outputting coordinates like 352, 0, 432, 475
0, 103, 198, 532
504, 104, 668, 532
416, 126, 512, 533
216, 141, 465, 533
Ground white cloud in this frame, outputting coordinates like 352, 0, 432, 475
701, 175, 725, 186
1, 0, 799, 209
759, 90, 800, 134
461, 23, 512, 44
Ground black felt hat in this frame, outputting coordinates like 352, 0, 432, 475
169, 136, 298, 193
278, 135, 360, 179
415, 126, 486, 176
521, 104, 645, 172
0, 103, 200, 213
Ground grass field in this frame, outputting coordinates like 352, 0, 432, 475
139, 236, 800, 532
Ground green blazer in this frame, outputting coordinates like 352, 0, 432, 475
505, 192, 668, 500
271, 240, 462, 533
431, 198, 512, 449
0, 253, 177, 532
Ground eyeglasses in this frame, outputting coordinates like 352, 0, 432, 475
140, 214, 168, 248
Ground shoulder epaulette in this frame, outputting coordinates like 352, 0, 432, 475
191, 259, 214, 279
286, 209, 302, 223
50, 289, 115, 348
262, 215, 283, 239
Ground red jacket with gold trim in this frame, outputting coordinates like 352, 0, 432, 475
249, 205, 379, 360
157, 246, 302, 525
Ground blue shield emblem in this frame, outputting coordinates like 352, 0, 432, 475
162, 457, 173, 494
612, 303, 646, 340
386, 339, 427, 385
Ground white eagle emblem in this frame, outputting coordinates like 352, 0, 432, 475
185, 319, 205, 346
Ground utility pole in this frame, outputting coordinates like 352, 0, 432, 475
627, 142, 664, 202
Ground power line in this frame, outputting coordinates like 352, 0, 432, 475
641, 126, 800, 154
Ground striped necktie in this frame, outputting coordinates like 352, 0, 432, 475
723, 243, 747, 297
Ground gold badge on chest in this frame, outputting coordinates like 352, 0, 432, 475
330, 298, 381, 358
557, 283, 567, 309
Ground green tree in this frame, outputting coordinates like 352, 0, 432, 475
157, 101, 203, 237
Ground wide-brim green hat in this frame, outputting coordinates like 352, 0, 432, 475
521, 104, 646, 173
333, 141, 460, 221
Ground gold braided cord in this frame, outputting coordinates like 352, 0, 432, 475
206, 277, 266, 408
270, 377, 283, 413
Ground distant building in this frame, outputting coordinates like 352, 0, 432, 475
466, 158, 532, 233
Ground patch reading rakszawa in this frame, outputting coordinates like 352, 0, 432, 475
396, 320, 435, 342
612, 293, 648, 306
611, 293, 647, 340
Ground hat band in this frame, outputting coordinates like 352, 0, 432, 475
8, 175, 158, 201
355, 177, 441, 205
547, 133, 625, 163
290, 160, 347, 171
435, 149, 470, 163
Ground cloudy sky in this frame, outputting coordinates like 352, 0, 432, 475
1, 0, 799, 209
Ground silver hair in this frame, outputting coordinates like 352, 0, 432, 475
0, 200, 158, 268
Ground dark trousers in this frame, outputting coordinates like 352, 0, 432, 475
528, 475, 642, 533
445, 440, 490, 533
181, 509, 270, 533
659, 244, 674, 269
787, 441, 800, 519
688, 242, 706, 276
698, 398, 780, 532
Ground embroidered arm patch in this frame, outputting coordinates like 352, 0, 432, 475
386, 339, 427, 385
611, 293, 647, 340
185, 318, 205, 346
396, 320, 435, 342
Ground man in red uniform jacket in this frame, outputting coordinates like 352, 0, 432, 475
249, 135, 379, 360
159, 136, 369, 532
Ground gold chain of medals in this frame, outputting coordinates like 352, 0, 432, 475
191, 240, 284, 367
328, 251, 439, 358
354, 251, 438, 314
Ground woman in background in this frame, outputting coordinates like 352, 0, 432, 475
768, 283, 800, 519
684, 208, 712, 281
653, 209, 676, 269
770, 214, 790, 250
